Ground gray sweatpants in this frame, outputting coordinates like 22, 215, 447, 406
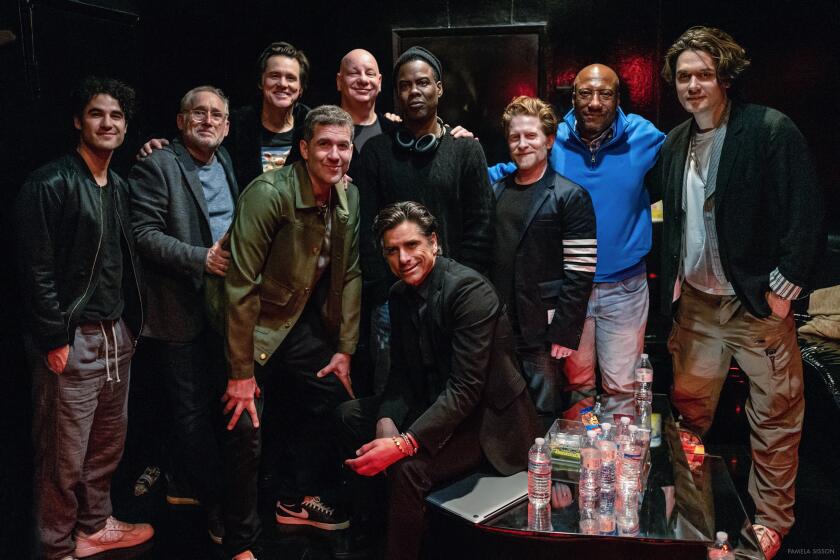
669, 282, 804, 536
30, 319, 134, 559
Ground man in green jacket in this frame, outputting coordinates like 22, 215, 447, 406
217, 105, 361, 560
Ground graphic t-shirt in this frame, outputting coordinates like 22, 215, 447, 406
261, 126, 294, 172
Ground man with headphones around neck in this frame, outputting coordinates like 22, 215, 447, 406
358, 46, 494, 394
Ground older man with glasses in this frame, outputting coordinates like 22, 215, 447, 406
130, 85, 239, 545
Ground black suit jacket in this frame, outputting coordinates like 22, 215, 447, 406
378, 257, 538, 476
648, 102, 824, 317
130, 139, 239, 341
492, 170, 596, 349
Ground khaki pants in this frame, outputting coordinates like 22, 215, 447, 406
669, 283, 803, 535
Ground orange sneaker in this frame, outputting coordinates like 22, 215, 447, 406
74, 516, 154, 558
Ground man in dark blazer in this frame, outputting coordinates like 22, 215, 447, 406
491, 95, 597, 428
130, 85, 239, 542
341, 201, 538, 560
649, 27, 824, 559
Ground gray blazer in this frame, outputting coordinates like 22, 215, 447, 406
130, 139, 239, 341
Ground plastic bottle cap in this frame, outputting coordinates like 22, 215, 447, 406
601, 423, 611, 430
641, 353, 649, 359
621, 417, 631, 424
628, 425, 638, 432
716, 531, 728, 542
535, 437, 545, 445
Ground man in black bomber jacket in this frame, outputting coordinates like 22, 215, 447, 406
15, 77, 152, 560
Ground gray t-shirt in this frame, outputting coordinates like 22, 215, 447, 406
197, 157, 235, 243
683, 128, 734, 295
354, 119, 383, 152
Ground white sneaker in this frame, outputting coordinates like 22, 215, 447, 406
74, 516, 154, 558
753, 524, 781, 560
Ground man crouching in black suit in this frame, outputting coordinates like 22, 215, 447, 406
339, 201, 538, 560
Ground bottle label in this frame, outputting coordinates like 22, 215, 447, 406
635, 368, 653, 383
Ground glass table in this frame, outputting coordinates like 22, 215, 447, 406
476, 394, 765, 559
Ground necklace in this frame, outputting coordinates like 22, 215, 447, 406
316, 187, 332, 221
689, 133, 708, 187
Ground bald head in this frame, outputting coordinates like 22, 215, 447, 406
337, 49, 382, 115
340, 49, 379, 73
573, 64, 620, 141
574, 64, 619, 90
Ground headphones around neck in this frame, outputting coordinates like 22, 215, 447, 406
395, 117, 449, 154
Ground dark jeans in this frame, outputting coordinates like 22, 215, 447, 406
140, 331, 227, 507
517, 345, 565, 432
222, 300, 352, 556
30, 319, 134, 560
337, 397, 484, 560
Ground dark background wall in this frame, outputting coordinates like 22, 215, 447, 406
0, 1, 837, 555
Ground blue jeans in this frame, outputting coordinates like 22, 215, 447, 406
564, 272, 649, 414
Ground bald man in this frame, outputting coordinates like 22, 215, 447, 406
490, 64, 665, 414
335, 49, 399, 182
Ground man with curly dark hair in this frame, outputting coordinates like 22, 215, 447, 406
15, 76, 153, 560
650, 27, 824, 560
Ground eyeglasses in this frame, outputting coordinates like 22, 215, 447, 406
185, 109, 227, 124
575, 89, 616, 101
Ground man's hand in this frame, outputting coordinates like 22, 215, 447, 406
551, 344, 574, 359
136, 138, 169, 160
47, 345, 70, 374
375, 417, 399, 439
205, 235, 231, 276
450, 125, 477, 141
766, 291, 792, 319
316, 352, 355, 399
345, 437, 405, 476
221, 377, 261, 430
383, 112, 402, 124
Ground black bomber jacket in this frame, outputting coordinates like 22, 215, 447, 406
15, 151, 143, 353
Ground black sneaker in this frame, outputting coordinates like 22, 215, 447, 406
275, 496, 350, 530
207, 504, 224, 545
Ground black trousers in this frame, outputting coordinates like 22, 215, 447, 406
337, 397, 485, 560
222, 299, 352, 556
139, 331, 227, 507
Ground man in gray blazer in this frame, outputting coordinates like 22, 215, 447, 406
130, 85, 239, 543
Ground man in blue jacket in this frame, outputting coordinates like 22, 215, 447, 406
490, 64, 664, 415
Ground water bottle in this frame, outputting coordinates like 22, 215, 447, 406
579, 502, 598, 535
707, 531, 736, 559
616, 416, 632, 451
635, 353, 654, 404
596, 439, 616, 532
528, 502, 553, 532
636, 400, 652, 453
620, 425, 643, 484
615, 416, 632, 479
579, 432, 601, 496
528, 438, 551, 506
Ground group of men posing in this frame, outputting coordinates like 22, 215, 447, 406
16, 25, 823, 560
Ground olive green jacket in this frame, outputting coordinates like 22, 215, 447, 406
219, 162, 361, 379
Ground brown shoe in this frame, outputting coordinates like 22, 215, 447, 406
753, 524, 781, 560
74, 516, 154, 558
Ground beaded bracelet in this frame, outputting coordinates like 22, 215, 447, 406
400, 432, 418, 456
391, 436, 407, 456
